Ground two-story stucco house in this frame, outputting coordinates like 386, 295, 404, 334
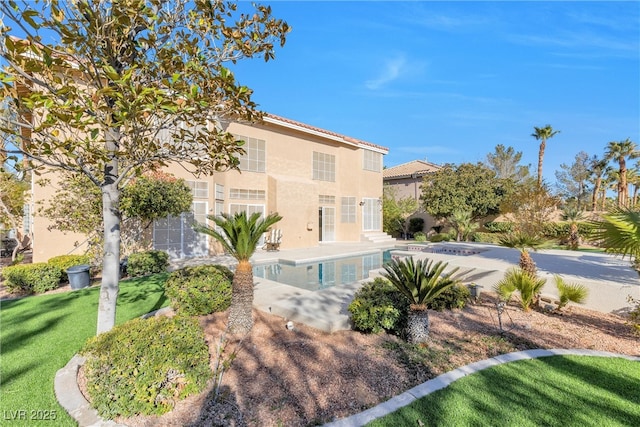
30, 114, 392, 261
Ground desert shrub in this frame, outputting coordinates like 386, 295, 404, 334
164, 265, 233, 315
1, 263, 62, 294
429, 232, 451, 242
484, 221, 514, 233
472, 232, 501, 244
413, 232, 427, 242
348, 277, 409, 335
627, 295, 640, 335
408, 217, 424, 234
428, 284, 471, 311
127, 250, 169, 277
48, 254, 91, 283
81, 315, 211, 418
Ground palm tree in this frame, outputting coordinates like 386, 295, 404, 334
531, 124, 560, 187
195, 211, 282, 334
561, 207, 585, 250
554, 275, 588, 311
448, 210, 478, 242
605, 138, 639, 208
382, 257, 459, 343
494, 267, 546, 311
588, 155, 609, 212
498, 232, 546, 277
589, 207, 640, 266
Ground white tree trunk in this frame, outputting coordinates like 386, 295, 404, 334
96, 128, 121, 335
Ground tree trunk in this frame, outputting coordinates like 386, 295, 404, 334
592, 178, 601, 211
406, 305, 430, 343
228, 259, 254, 334
96, 128, 121, 335
520, 250, 537, 278
537, 140, 546, 187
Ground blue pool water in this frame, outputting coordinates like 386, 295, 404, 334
253, 249, 394, 291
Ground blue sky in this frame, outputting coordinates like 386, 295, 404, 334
230, 1, 640, 185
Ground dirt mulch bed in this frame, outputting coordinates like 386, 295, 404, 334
116, 295, 639, 427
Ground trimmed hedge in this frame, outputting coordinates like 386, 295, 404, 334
165, 265, 233, 315
429, 284, 471, 311
48, 254, 91, 283
1, 263, 62, 294
81, 315, 212, 418
127, 250, 169, 277
484, 221, 514, 233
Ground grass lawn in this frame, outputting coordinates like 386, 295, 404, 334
367, 355, 640, 427
0, 274, 168, 426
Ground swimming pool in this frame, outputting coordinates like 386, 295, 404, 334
253, 250, 394, 291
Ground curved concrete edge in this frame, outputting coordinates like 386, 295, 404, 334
322, 349, 640, 427
55, 354, 127, 427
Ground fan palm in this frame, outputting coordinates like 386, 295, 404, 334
498, 232, 546, 277
195, 211, 282, 334
589, 207, 640, 265
382, 257, 459, 343
554, 275, 588, 311
494, 267, 546, 311
531, 124, 560, 187
605, 138, 639, 208
561, 207, 585, 250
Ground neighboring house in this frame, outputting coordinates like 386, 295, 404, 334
383, 160, 442, 234
31, 114, 392, 261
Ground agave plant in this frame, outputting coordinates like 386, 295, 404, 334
195, 211, 282, 334
382, 257, 459, 343
494, 267, 546, 312
554, 275, 588, 311
498, 232, 546, 277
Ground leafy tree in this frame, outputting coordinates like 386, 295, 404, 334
195, 211, 282, 334
485, 144, 530, 182
0, 0, 290, 333
382, 257, 459, 343
382, 185, 419, 238
421, 162, 512, 221
555, 151, 591, 210
605, 138, 639, 208
0, 170, 29, 261
39, 171, 192, 259
531, 124, 560, 187
500, 178, 560, 237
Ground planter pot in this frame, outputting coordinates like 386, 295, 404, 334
66, 264, 91, 290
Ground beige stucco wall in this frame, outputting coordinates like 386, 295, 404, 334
31, 119, 386, 261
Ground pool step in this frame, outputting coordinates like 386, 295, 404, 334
361, 232, 396, 243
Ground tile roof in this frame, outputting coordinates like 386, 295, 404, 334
383, 160, 441, 180
263, 113, 389, 153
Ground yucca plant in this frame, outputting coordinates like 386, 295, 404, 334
494, 267, 546, 312
195, 211, 282, 334
554, 275, 588, 311
382, 257, 459, 343
498, 232, 546, 277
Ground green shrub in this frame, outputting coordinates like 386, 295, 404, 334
627, 295, 640, 336
1, 263, 62, 294
127, 250, 169, 277
348, 278, 409, 335
429, 232, 451, 242
471, 232, 501, 244
484, 221, 514, 233
428, 284, 471, 311
81, 315, 211, 418
165, 265, 233, 315
48, 254, 91, 282
413, 232, 427, 242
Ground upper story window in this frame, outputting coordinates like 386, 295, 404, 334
363, 150, 382, 172
186, 180, 208, 198
237, 135, 266, 173
313, 151, 335, 182
230, 189, 266, 200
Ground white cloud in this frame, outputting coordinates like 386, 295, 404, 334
365, 55, 407, 90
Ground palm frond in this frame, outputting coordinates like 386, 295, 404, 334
589, 208, 640, 259
554, 275, 588, 310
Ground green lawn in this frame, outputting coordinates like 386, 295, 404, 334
368, 355, 640, 427
0, 274, 168, 426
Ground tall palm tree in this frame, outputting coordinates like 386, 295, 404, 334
498, 232, 546, 277
383, 257, 459, 343
195, 211, 282, 334
588, 155, 609, 212
605, 138, 639, 208
531, 124, 560, 187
